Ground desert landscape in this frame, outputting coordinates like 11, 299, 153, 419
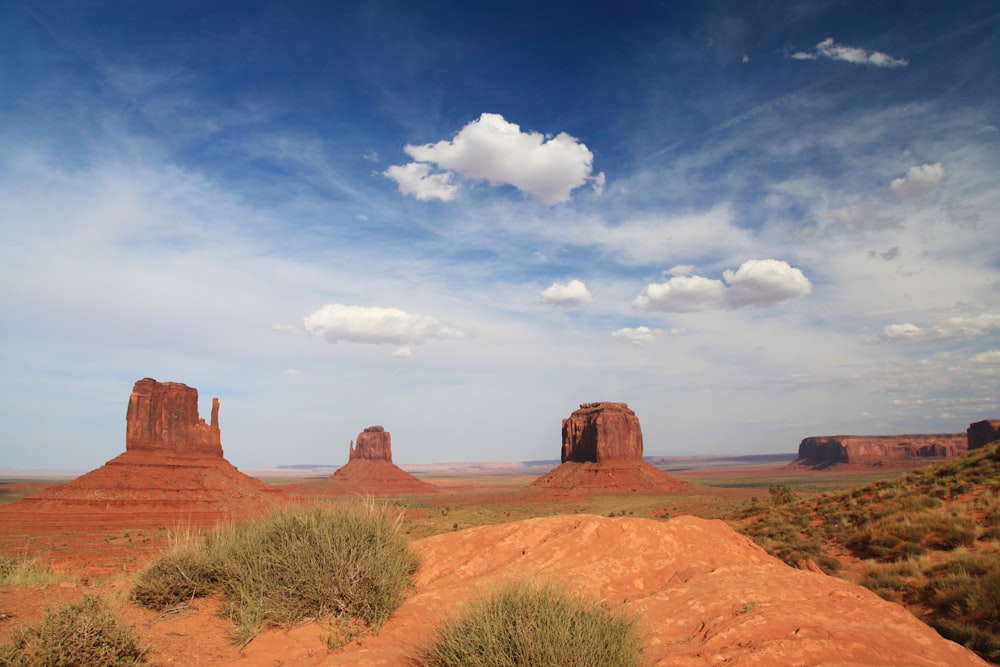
1, 379, 999, 665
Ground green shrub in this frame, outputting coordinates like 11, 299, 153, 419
416, 580, 643, 667
0, 556, 59, 588
132, 502, 420, 643
0, 595, 146, 667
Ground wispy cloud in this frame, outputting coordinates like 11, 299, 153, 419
792, 37, 908, 67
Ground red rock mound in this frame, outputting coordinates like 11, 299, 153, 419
294, 426, 438, 496
533, 402, 687, 494
234, 515, 986, 666
793, 433, 967, 468
0, 378, 288, 532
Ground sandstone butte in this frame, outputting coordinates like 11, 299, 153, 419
0, 378, 288, 533
793, 432, 968, 468
187, 515, 986, 667
297, 425, 438, 495
532, 402, 688, 493
969, 419, 1000, 450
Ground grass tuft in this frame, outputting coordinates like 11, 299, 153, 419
415, 580, 643, 667
0, 594, 146, 667
131, 501, 420, 644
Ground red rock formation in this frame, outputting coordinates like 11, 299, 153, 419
561, 402, 643, 462
290, 426, 437, 496
794, 433, 967, 468
3, 378, 287, 534
968, 420, 1000, 450
534, 402, 687, 494
126, 378, 222, 456
349, 426, 392, 462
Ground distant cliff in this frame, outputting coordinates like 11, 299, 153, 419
795, 433, 966, 468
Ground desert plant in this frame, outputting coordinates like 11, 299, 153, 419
0, 594, 146, 667
415, 580, 643, 667
0, 556, 60, 588
132, 501, 420, 643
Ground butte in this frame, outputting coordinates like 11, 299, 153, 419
532, 402, 688, 494
299, 426, 438, 496
1, 378, 288, 531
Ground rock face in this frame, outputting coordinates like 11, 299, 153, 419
534, 402, 687, 494
795, 433, 967, 468
561, 402, 643, 462
968, 420, 1000, 450
349, 426, 392, 462
126, 378, 222, 456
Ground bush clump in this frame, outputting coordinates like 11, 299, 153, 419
416, 580, 643, 667
132, 502, 420, 643
0, 595, 146, 667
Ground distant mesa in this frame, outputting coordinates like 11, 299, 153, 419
968, 420, 1000, 450
2, 378, 288, 528
532, 402, 688, 494
793, 433, 968, 469
298, 425, 438, 496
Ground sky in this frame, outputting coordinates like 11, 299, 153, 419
1, 1, 998, 471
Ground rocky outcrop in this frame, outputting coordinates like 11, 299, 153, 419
126, 378, 222, 456
561, 402, 643, 463
349, 426, 392, 462
968, 420, 1000, 450
534, 402, 687, 494
795, 434, 967, 468
311, 515, 988, 667
292, 426, 437, 496
5, 378, 287, 530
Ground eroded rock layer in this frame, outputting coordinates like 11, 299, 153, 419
126, 377, 222, 456
795, 433, 967, 468
561, 402, 643, 463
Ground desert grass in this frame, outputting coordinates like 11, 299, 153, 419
0, 555, 62, 588
0, 594, 147, 667
131, 500, 420, 644
415, 579, 643, 667
731, 439, 1000, 662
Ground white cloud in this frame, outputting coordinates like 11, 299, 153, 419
793, 37, 908, 67
383, 162, 457, 201
392, 346, 413, 358
634, 259, 812, 313
540, 279, 592, 307
973, 350, 1000, 365
303, 304, 466, 346
591, 171, 606, 197
611, 326, 661, 344
881, 314, 1000, 342
722, 259, 813, 309
889, 162, 945, 198
633, 275, 727, 312
397, 113, 596, 204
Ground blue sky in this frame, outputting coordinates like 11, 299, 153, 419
1, 1, 998, 470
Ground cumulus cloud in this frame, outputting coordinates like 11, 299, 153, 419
389, 113, 597, 204
540, 279, 592, 307
723, 259, 813, 309
634, 259, 812, 313
303, 304, 465, 346
383, 162, 457, 201
611, 326, 662, 344
880, 314, 1000, 342
889, 162, 945, 198
633, 275, 726, 313
792, 37, 908, 67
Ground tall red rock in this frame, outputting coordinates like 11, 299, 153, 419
968, 420, 1000, 450
126, 377, 222, 456
349, 426, 392, 462
794, 434, 967, 468
561, 402, 643, 463
534, 402, 687, 494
